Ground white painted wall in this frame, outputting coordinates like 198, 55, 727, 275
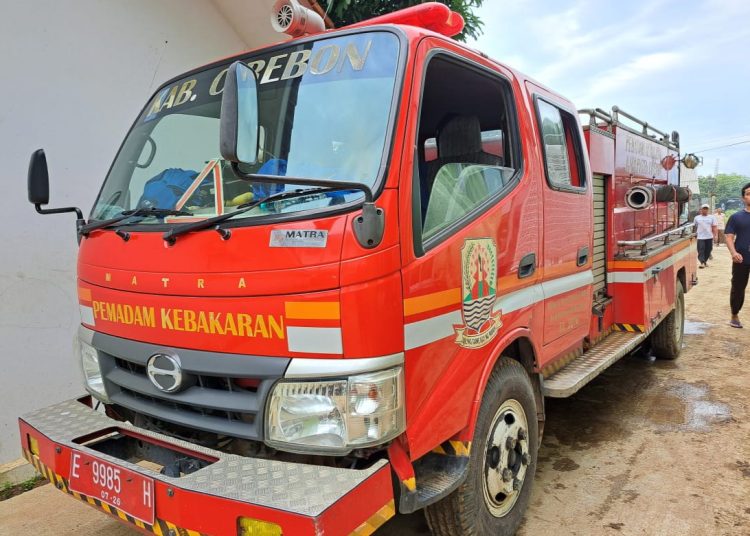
0, 0, 281, 465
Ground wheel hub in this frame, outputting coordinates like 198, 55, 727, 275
482, 399, 530, 517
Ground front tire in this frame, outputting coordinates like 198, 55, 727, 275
651, 280, 685, 360
425, 358, 538, 536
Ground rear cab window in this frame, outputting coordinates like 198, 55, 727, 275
535, 98, 586, 192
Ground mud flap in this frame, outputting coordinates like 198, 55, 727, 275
399, 440, 472, 513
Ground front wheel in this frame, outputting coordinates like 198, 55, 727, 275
651, 280, 685, 360
425, 358, 538, 536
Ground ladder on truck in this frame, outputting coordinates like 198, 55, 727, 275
543, 223, 694, 398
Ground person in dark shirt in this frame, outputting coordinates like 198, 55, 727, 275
725, 182, 750, 328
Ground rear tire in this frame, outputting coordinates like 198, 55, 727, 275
651, 280, 685, 360
425, 358, 538, 536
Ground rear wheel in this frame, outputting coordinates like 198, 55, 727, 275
425, 358, 538, 536
651, 280, 685, 360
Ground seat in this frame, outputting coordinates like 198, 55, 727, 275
424, 115, 502, 190
422, 116, 504, 236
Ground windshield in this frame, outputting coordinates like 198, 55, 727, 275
92, 32, 400, 225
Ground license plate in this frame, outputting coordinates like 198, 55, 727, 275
68, 450, 155, 525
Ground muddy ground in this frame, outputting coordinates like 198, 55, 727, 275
1, 246, 748, 535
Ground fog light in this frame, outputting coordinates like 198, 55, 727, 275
78, 340, 109, 402
238, 517, 282, 536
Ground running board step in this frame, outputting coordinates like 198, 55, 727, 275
543, 331, 647, 398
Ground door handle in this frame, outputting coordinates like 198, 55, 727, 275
577, 246, 589, 267
518, 253, 536, 279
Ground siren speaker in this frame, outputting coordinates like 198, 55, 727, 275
271, 0, 325, 37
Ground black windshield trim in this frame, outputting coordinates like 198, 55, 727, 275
100, 193, 372, 233
88, 26, 408, 232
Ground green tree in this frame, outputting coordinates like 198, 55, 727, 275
698, 173, 750, 207
325, 1, 485, 42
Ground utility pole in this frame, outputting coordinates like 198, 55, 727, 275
710, 159, 719, 210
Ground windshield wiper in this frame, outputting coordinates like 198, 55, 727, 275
163, 185, 357, 244
79, 207, 194, 236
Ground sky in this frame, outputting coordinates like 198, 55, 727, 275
468, 0, 750, 178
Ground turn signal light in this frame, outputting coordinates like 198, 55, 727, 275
238, 517, 283, 536
27, 434, 40, 456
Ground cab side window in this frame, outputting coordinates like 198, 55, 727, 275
414, 55, 519, 250
536, 99, 585, 190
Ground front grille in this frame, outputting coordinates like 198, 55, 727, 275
91, 332, 289, 442
113, 358, 259, 394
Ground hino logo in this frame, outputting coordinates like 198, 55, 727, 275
146, 353, 184, 393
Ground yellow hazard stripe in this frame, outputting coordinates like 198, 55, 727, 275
22, 449, 206, 536
349, 499, 396, 536
431, 440, 472, 457
451, 441, 472, 457
285, 301, 340, 320
613, 323, 645, 333
402, 477, 416, 491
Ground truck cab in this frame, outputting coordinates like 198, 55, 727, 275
21, 4, 696, 535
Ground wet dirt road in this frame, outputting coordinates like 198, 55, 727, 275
1, 247, 748, 535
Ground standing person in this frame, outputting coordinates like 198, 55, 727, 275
694, 203, 717, 268
715, 208, 725, 246
725, 183, 750, 328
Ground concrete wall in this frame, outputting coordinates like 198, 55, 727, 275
0, 0, 280, 466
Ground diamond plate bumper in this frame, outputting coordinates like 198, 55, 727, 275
19, 398, 394, 535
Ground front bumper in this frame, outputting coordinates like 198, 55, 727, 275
19, 398, 395, 536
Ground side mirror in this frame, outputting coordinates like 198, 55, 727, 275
28, 149, 50, 205
219, 61, 259, 164
27, 149, 84, 233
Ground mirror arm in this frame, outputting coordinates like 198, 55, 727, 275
35, 203, 86, 241
35, 203, 84, 219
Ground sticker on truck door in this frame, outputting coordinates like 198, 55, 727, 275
454, 238, 502, 349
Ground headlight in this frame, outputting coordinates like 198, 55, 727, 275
78, 340, 109, 402
267, 367, 405, 454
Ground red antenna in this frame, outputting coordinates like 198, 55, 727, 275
345, 2, 465, 37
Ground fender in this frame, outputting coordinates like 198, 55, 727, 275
395, 327, 543, 514
454, 326, 541, 442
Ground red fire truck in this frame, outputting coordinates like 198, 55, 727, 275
21, 3, 699, 535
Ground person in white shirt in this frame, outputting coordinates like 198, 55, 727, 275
714, 208, 725, 245
694, 204, 718, 268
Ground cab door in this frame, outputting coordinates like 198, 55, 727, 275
526, 83, 593, 358
397, 39, 541, 459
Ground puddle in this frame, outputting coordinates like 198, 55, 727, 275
545, 359, 732, 450
684, 320, 713, 335
690, 401, 732, 428
648, 381, 732, 432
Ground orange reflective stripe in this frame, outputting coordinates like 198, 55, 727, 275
285, 301, 341, 320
